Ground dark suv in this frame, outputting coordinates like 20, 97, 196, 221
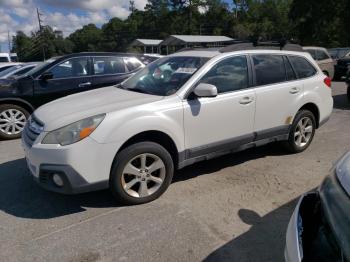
0, 52, 144, 139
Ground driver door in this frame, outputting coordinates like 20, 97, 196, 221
32, 57, 92, 107
183, 56, 256, 158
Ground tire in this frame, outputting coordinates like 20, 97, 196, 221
0, 104, 29, 140
110, 142, 174, 205
284, 110, 316, 153
347, 85, 350, 101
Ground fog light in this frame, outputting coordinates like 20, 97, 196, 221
52, 174, 64, 187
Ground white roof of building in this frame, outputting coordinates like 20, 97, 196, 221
161, 35, 234, 45
130, 39, 163, 46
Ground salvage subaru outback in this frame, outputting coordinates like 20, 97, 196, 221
22, 43, 333, 205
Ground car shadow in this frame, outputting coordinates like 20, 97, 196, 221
1, 143, 290, 219
174, 143, 290, 182
333, 94, 350, 110
0, 158, 119, 219
203, 198, 299, 262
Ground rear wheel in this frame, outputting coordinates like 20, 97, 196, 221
110, 142, 174, 205
284, 110, 316, 153
0, 104, 29, 140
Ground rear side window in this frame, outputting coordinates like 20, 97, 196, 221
93, 57, 126, 75
252, 55, 286, 86
284, 56, 297, 81
316, 50, 330, 61
289, 56, 317, 79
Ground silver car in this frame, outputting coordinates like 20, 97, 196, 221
285, 151, 350, 262
303, 47, 335, 79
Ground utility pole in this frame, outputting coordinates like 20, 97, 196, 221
7, 30, 11, 54
36, 7, 46, 61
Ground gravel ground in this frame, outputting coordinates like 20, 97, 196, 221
0, 82, 349, 262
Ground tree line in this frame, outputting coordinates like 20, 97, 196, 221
11, 0, 350, 62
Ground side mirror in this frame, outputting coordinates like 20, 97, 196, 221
40, 72, 53, 81
194, 83, 218, 98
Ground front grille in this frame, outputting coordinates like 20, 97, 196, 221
23, 115, 44, 147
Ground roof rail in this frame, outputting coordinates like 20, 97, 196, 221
219, 40, 304, 53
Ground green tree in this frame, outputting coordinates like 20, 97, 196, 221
68, 24, 103, 52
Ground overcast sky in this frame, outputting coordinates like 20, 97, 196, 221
0, 0, 149, 52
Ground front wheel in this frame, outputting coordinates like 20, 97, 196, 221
110, 142, 174, 205
284, 110, 316, 153
0, 104, 29, 140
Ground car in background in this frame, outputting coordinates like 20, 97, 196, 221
285, 151, 350, 262
0, 52, 144, 139
328, 47, 350, 60
136, 54, 163, 65
335, 55, 350, 80
0, 53, 11, 63
10, 53, 18, 62
346, 69, 350, 101
0, 63, 20, 73
303, 47, 335, 79
0, 63, 38, 79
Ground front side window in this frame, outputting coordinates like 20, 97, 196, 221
199, 56, 249, 93
50, 57, 88, 79
253, 55, 286, 86
289, 56, 317, 79
120, 56, 209, 96
93, 57, 126, 75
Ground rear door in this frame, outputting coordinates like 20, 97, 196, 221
33, 56, 92, 107
91, 56, 137, 89
252, 54, 304, 139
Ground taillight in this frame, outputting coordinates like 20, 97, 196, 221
324, 77, 332, 88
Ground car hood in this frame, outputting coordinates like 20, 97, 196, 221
336, 151, 350, 196
34, 86, 164, 131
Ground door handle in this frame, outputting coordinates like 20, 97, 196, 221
289, 87, 300, 94
239, 96, 254, 105
78, 82, 91, 88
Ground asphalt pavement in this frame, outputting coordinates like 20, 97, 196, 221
0, 81, 349, 262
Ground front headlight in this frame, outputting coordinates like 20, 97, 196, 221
42, 114, 105, 146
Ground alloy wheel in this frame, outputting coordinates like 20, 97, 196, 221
121, 153, 166, 198
294, 117, 313, 148
0, 109, 27, 135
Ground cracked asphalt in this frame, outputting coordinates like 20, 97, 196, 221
1, 82, 349, 262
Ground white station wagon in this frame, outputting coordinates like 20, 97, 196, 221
22, 43, 333, 204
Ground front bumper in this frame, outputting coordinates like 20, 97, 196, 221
22, 133, 120, 194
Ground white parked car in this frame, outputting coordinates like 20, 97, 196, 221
22, 45, 333, 204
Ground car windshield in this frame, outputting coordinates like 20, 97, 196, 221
119, 56, 209, 96
25, 58, 58, 76
0, 65, 23, 78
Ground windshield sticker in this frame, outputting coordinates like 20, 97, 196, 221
175, 68, 197, 74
